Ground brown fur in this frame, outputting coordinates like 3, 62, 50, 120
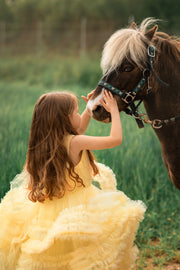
91, 18, 180, 189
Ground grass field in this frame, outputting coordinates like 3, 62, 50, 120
0, 54, 180, 269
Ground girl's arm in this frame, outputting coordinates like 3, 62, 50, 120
77, 108, 91, 135
77, 90, 95, 135
70, 91, 122, 154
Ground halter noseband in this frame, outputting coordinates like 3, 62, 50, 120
98, 45, 168, 128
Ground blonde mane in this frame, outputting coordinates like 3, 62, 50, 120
101, 18, 158, 75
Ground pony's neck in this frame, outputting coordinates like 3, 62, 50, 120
142, 41, 180, 144
143, 44, 180, 189
143, 83, 180, 148
143, 41, 180, 121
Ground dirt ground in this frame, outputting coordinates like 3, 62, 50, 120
144, 260, 180, 270
133, 241, 180, 270
134, 257, 180, 270
165, 264, 180, 270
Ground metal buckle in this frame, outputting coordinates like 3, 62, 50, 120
143, 68, 150, 77
148, 45, 155, 57
122, 92, 135, 104
152, 119, 163, 129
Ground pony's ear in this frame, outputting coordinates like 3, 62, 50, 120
145, 25, 158, 41
130, 22, 137, 29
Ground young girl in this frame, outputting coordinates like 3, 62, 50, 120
0, 90, 146, 270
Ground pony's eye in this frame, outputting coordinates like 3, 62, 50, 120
123, 66, 134, 72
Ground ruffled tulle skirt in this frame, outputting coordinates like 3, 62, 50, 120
0, 163, 146, 270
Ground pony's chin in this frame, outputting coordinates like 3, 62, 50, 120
92, 113, 111, 123
92, 105, 111, 123
92, 114, 111, 123
102, 118, 111, 123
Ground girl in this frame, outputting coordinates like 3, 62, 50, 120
0, 90, 146, 270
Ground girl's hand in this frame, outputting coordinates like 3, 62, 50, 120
100, 90, 118, 113
81, 89, 95, 103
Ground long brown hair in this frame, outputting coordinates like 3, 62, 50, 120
26, 92, 98, 203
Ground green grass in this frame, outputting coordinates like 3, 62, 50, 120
0, 54, 179, 269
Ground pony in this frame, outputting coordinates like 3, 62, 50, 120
87, 18, 180, 189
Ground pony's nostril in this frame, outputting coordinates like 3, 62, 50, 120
93, 105, 102, 112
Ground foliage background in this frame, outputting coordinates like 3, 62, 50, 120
0, 0, 180, 269
1, 0, 180, 32
0, 0, 180, 55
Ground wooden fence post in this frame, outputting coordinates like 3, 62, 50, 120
0, 22, 6, 50
80, 18, 87, 56
36, 21, 43, 53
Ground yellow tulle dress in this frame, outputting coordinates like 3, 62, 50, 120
0, 135, 146, 270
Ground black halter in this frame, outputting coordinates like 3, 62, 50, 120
98, 45, 168, 128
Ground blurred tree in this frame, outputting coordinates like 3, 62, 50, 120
143, 0, 180, 32
123, 0, 180, 33
8, 0, 41, 25
0, 0, 12, 22
3, 0, 180, 33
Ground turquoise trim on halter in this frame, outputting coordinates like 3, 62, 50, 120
98, 80, 124, 96
147, 45, 155, 74
98, 45, 156, 104
147, 45, 169, 87
97, 45, 169, 128
132, 76, 147, 94
98, 74, 147, 104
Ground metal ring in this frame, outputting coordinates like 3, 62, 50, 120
152, 119, 163, 129
148, 45, 155, 57
143, 68, 150, 77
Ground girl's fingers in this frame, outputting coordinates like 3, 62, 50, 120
103, 90, 113, 103
100, 99, 110, 112
81, 96, 88, 103
83, 89, 96, 102
103, 90, 112, 97
102, 90, 117, 111
108, 91, 113, 97
99, 99, 107, 108
87, 89, 95, 98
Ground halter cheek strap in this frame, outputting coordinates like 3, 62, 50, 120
98, 75, 148, 105
98, 69, 150, 128
147, 45, 169, 87
97, 45, 168, 128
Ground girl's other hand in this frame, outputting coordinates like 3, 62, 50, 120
99, 90, 118, 113
81, 89, 95, 103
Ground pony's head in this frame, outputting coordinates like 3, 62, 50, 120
87, 18, 158, 122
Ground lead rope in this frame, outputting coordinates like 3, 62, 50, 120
131, 113, 180, 129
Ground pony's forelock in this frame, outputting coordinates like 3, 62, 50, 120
101, 18, 158, 75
